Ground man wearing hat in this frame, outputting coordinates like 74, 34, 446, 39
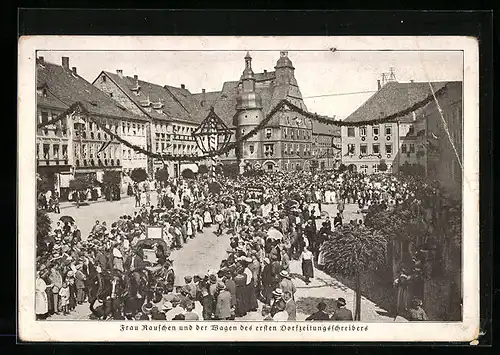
215, 282, 232, 320
305, 301, 331, 321
270, 288, 283, 316
183, 301, 200, 320
165, 295, 184, 321
279, 270, 296, 300
182, 275, 197, 301
261, 305, 273, 321
331, 298, 353, 321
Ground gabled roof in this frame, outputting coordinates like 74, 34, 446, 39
190, 71, 309, 128
312, 121, 341, 136
100, 71, 200, 124
37, 61, 144, 121
344, 81, 450, 124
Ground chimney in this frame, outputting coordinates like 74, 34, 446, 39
134, 75, 138, 81
377, 80, 381, 90
201, 89, 206, 107
181, 84, 185, 89
38, 56, 44, 64
62, 57, 69, 70
116, 69, 123, 78
264, 69, 267, 75
410, 79, 414, 83
72, 67, 77, 75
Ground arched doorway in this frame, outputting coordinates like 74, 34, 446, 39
263, 160, 276, 172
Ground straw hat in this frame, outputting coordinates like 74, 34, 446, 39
272, 288, 283, 297
279, 270, 290, 279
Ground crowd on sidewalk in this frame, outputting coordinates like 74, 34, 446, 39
36, 169, 440, 321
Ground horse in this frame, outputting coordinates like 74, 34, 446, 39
88, 269, 126, 320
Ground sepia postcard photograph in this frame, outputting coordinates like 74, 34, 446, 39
18, 36, 479, 342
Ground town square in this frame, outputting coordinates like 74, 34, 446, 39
34, 48, 463, 324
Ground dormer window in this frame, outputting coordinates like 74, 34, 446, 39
101, 75, 107, 82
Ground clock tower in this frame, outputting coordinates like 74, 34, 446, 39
235, 52, 264, 165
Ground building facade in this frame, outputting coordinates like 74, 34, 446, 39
419, 81, 463, 200
341, 79, 449, 174
199, 51, 319, 172
93, 71, 201, 178
312, 122, 342, 170
37, 56, 145, 199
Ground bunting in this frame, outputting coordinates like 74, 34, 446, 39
35, 82, 449, 163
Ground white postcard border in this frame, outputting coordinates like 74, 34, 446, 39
18, 36, 479, 342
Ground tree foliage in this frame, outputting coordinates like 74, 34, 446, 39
69, 174, 92, 191
155, 167, 170, 183
37, 207, 52, 241
364, 204, 428, 243
378, 159, 388, 172
198, 164, 209, 175
181, 168, 195, 179
36, 173, 52, 193
322, 224, 387, 277
130, 168, 148, 183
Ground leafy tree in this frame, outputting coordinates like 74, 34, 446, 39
130, 168, 148, 183
321, 224, 387, 320
379, 159, 388, 172
36, 173, 53, 193
102, 170, 121, 201
155, 167, 170, 183
37, 208, 52, 255
181, 168, 195, 179
221, 163, 239, 178
198, 164, 209, 175
69, 174, 92, 192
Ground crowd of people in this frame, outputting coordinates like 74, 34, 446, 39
36, 168, 443, 321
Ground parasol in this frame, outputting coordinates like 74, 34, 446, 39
59, 215, 75, 224
267, 228, 283, 240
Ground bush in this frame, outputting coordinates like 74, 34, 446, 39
130, 168, 148, 183
69, 175, 92, 191
37, 207, 52, 243
102, 171, 121, 200
379, 159, 388, 172
181, 168, 195, 179
198, 164, 209, 175
221, 163, 239, 178
155, 167, 169, 183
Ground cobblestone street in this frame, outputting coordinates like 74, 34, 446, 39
47, 199, 399, 322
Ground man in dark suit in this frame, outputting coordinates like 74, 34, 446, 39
305, 301, 330, 321
333, 212, 343, 228
283, 291, 296, 321
331, 298, 353, 321
215, 282, 232, 320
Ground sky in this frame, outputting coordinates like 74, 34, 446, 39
38, 50, 463, 119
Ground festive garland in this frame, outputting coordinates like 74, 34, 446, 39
36, 83, 449, 162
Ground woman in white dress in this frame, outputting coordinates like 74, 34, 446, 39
35, 268, 51, 319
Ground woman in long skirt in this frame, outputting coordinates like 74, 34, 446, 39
299, 246, 314, 284
35, 270, 51, 320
